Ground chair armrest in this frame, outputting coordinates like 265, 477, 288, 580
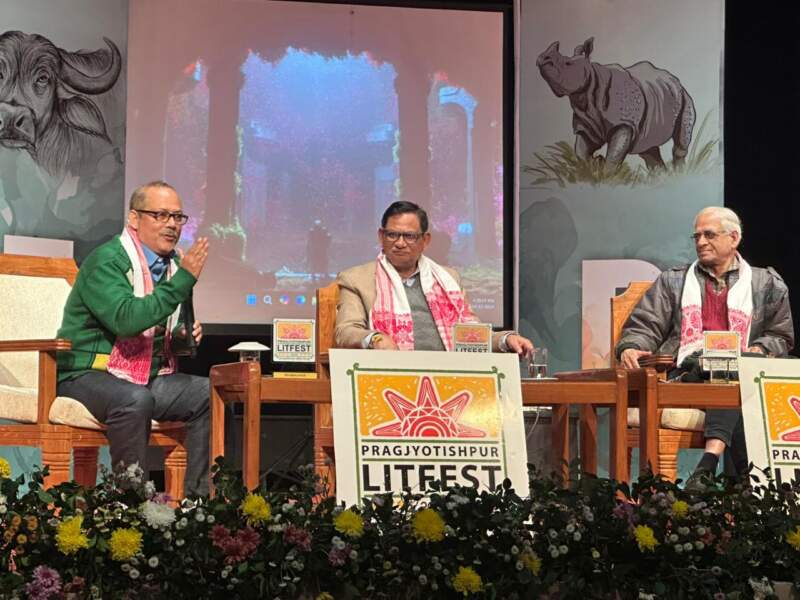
638, 354, 673, 371
210, 361, 261, 389
0, 339, 72, 352
0, 340, 69, 423
555, 368, 624, 382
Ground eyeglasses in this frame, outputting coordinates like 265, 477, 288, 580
136, 210, 190, 225
690, 230, 729, 242
382, 230, 424, 244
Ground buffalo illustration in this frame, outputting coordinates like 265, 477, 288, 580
537, 37, 695, 170
0, 31, 121, 177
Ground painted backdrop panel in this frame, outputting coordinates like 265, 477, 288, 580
518, 0, 724, 373
0, 0, 127, 261
0, 0, 127, 482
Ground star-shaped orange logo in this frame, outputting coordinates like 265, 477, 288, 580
780, 397, 800, 441
371, 376, 486, 438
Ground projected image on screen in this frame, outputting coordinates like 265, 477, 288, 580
126, 0, 505, 326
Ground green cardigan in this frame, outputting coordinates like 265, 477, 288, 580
56, 235, 196, 382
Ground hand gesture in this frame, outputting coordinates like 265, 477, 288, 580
506, 334, 534, 359
373, 335, 398, 350
621, 348, 652, 369
193, 320, 203, 344
179, 237, 209, 279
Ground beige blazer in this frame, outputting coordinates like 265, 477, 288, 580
334, 260, 511, 351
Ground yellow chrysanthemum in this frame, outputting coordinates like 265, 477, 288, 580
0, 457, 10, 478
25, 516, 38, 530
333, 509, 364, 538
315, 594, 334, 600
671, 500, 689, 520
412, 508, 445, 543
241, 493, 272, 526
452, 566, 483, 595
634, 525, 659, 552
57, 516, 90, 555
109, 527, 143, 561
521, 551, 542, 576
786, 526, 800, 551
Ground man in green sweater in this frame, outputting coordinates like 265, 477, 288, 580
57, 181, 211, 496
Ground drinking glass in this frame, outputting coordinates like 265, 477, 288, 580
528, 347, 548, 379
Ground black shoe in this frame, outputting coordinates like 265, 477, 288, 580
683, 468, 714, 494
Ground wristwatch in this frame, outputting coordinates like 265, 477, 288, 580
369, 333, 384, 349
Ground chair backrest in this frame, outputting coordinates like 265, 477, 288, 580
315, 282, 339, 377
0, 254, 77, 387
609, 281, 652, 368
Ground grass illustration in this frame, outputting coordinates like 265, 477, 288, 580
523, 110, 719, 188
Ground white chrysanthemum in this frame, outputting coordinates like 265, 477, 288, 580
144, 481, 156, 498
141, 501, 176, 529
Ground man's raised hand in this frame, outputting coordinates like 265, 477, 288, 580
180, 237, 209, 279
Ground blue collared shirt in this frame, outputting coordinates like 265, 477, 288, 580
141, 245, 174, 283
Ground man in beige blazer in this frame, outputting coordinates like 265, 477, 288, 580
335, 201, 533, 356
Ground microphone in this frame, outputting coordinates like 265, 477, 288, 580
173, 290, 198, 358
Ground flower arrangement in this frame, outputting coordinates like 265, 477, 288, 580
1, 457, 800, 599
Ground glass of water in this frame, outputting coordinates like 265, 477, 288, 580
528, 347, 548, 379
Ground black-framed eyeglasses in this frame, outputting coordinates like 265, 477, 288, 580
382, 230, 424, 243
690, 230, 729, 242
136, 209, 190, 225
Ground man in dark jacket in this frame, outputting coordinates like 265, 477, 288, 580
616, 206, 793, 486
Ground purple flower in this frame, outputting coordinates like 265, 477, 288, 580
24, 565, 62, 600
328, 544, 351, 566
153, 492, 172, 505
284, 524, 313, 552
612, 502, 635, 524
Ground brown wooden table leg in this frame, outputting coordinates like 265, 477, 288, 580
552, 404, 570, 484
638, 369, 659, 476
609, 369, 629, 482
580, 405, 598, 475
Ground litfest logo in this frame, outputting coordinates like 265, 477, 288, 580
278, 324, 310, 339
779, 397, 800, 442
371, 376, 486, 439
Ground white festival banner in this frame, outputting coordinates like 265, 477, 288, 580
740, 357, 800, 486
330, 349, 528, 506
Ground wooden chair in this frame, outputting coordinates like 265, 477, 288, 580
312, 282, 338, 490
208, 283, 339, 492
611, 282, 704, 480
0, 253, 188, 497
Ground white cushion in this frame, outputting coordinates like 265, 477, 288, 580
0, 274, 72, 388
627, 407, 706, 432
0, 384, 180, 431
0, 273, 182, 434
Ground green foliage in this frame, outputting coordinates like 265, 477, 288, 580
523, 111, 719, 189
1, 460, 798, 599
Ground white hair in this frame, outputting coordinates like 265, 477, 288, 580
695, 206, 742, 239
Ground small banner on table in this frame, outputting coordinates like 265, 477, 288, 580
329, 349, 527, 506
452, 323, 492, 353
272, 318, 315, 363
740, 357, 800, 486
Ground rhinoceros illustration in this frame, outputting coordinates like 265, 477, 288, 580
537, 37, 695, 170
